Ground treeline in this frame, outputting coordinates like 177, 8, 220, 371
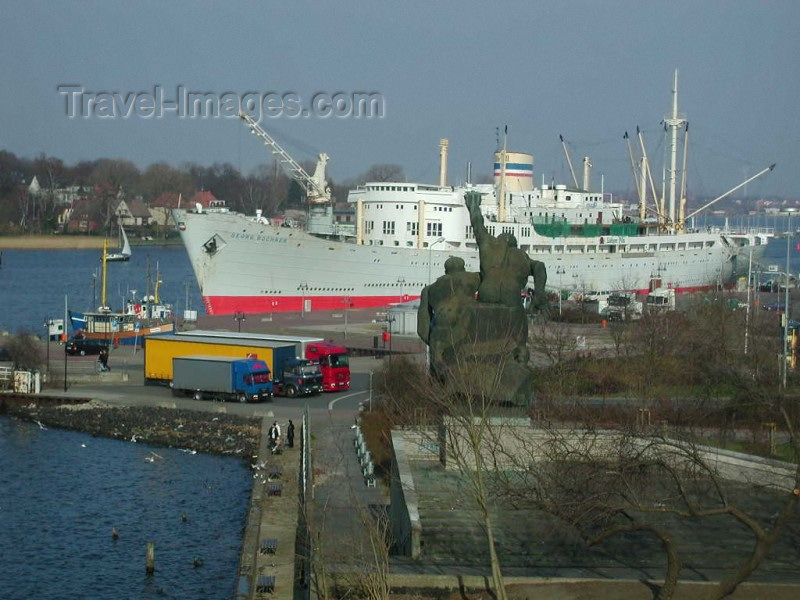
0, 150, 405, 235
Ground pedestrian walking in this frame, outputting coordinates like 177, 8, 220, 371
268, 421, 281, 453
287, 420, 295, 448
98, 347, 110, 372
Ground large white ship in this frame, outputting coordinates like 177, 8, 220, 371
175, 74, 772, 316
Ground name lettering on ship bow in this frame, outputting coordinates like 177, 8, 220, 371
229, 232, 287, 244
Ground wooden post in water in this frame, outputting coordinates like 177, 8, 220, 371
146, 542, 155, 575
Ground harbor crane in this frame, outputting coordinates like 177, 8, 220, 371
238, 111, 332, 205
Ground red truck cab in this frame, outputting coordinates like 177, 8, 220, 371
306, 342, 350, 391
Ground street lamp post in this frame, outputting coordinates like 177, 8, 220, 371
387, 315, 396, 361
43, 318, 51, 380
369, 371, 373, 412
397, 276, 406, 302
91, 272, 97, 309
299, 282, 309, 319
555, 266, 566, 316
63, 295, 68, 392
784, 216, 793, 388
768, 264, 792, 388
234, 311, 245, 332
427, 236, 446, 286
343, 297, 351, 339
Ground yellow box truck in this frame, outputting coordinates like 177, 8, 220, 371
144, 334, 296, 385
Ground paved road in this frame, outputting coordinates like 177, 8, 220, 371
52, 349, 380, 416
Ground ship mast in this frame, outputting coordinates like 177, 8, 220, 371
101, 239, 108, 309
664, 69, 687, 225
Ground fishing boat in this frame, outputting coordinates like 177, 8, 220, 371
106, 225, 132, 262
174, 73, 773, 316
69, 241, 174, 345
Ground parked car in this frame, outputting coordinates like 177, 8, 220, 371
65, 337, 108, 356
759, 280, 780, 293
762, 302, 786, 312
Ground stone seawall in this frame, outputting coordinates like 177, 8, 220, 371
0, 395, 261, 460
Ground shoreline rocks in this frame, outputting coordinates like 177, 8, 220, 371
0, 395, 261, 461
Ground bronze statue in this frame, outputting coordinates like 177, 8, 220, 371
466, 190, 547, 363
417, 191, 548, 404
417, 256, 480, 374
465, 191, 547, 313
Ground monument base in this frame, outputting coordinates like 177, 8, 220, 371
429, 303, 533, 406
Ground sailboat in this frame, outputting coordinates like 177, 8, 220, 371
106, 224, 132, 262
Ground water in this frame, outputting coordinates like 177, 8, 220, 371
0, 232, 797, 336
0, 416, 251, 599
0, 245, 205, 335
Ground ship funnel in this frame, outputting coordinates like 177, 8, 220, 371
582, 156, 592, 191
493, 151, 533, 192
439, 139, 449, 187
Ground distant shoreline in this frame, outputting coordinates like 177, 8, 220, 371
0, 235, 181, 250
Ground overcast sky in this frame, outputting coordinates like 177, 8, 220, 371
2, 0, 798, 197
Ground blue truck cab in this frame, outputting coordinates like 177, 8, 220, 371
273, 358, 324, 397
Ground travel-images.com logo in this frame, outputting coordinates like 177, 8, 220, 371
57, 85, 385, 121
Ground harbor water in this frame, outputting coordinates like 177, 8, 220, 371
0, 245, 205, 335
0, 416, 251, 599
1, 231, 799, 335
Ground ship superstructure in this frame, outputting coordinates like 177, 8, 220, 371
174, 74, 772, 316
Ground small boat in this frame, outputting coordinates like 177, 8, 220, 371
68, 307, 174, 346
106, 225, 132, 262
69, 242, 173, 346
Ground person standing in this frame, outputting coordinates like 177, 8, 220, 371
287, 420, 295, 448
98, 347, 110, 372
268, 421, 281, 449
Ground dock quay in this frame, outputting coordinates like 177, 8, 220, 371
236, 418, 300, 599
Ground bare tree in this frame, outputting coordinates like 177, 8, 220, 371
90, 158, 140, 195
489, 402, 800, 600
139, 162, 193, 201
2, 331, 44, 370
377, 348, 522, 600
358, 164, 405, 184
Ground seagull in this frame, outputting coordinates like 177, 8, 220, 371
80, 443, 87, 448
130, 434, 140, 443
34, 420, 47, 430
145, 451, 163, 463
